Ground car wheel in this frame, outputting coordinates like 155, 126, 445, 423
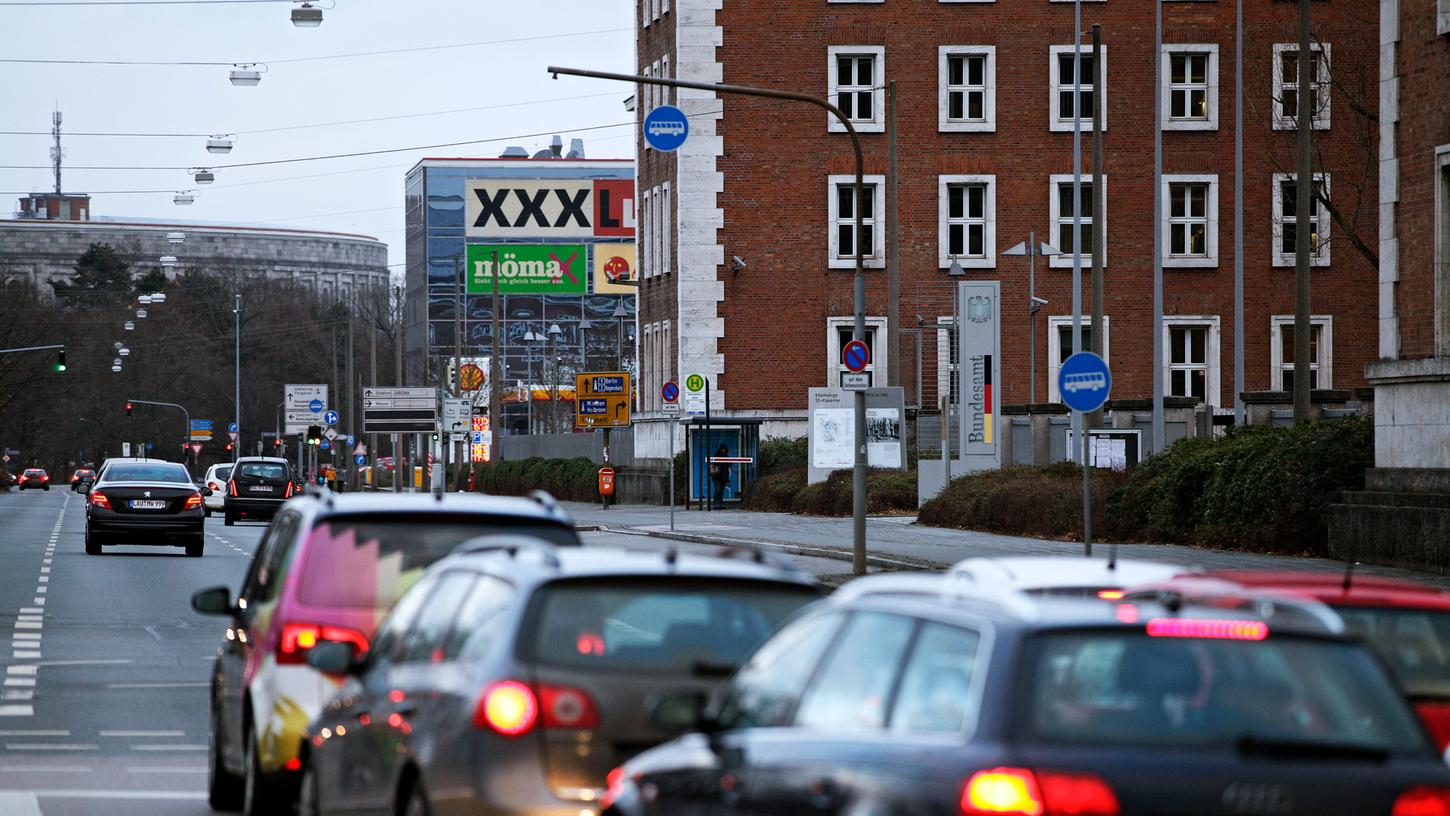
84, 530, 101, 556
185, 536, 203, 558
400, 778, 431, 816
224, 513, 236, 527
204, 507, 212, 518
297, 758, 321, 816
207, 708, 244, 811
242, 723, 281, 816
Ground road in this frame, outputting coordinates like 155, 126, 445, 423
0, 488, 844, 815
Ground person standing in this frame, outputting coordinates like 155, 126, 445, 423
709, 443, 730, 510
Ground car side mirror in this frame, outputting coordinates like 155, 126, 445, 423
307, 641, 364, 675
190, 586, 235, 616
646, 689, 714, 735
77, 483, 91, 495
200, 487, 213, 496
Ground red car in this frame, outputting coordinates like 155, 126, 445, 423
1213, 569, 1450, 750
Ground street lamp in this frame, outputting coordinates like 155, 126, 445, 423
205, 136, 233, 155
612, 300, 630, 370
229, 65, 262, 87
192, 169, 215, 185
291, 1, 323, 26
173, 191, 195, 205
522, 330, 540, 433
1003, 236, 1062, 403
579, 317, 594, 372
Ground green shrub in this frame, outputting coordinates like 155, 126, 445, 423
757, 436, 809, 475
790, 468, 919, 516
919, 463, 1129, 539
742, 469, 807, 512
472, 457, 600, 502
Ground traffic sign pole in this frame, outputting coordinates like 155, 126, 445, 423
1058, 352, 1112, 558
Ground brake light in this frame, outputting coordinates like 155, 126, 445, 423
228, 480, 238, 497
184, 493, 203, 510
284, 481, 294, 498
207, 481, 219, 492
474, 680, 538, 736
1394, 787, 1450, 816
17, 476, 25, 483
90, 491, 112, 510
40, 475, 48, 482
539, 684, 600, 729
601, 766, 628, 809
276, 622, 370, 665
962, 768, 1119, 816
1097, 589, 1124, 600
1145, 618, 1268, 641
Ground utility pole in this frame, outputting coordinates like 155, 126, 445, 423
369, 288, 378, 490
233, 292, 242, 461
346, 293, 355, 490
1071, 0, 1084, 471
1152, 0, 1166, 453
394, 284, 403, 492
887, 80, 900, 390
454, 253, 464, 482
489, 248, 502, 463
1292, 0, 1313, 423
1089, 23, 1106, 431
1234, 0, 1245, 425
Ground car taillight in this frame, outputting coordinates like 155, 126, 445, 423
207, 481, 218, 492
276, 622, 369, 665
184, 493, 203, 509
284, 481, 294, 498
539, 684, 600, 729
601, 766, 628, 809
40, 475, 48, 482
1394, 787, 1450, 816
474, 680, 539, 736
1145, 618, 1267, 641
90, 491, 111, 510
962, 767, 1119, 816
17, 476, 25, 483
228, 480, 238, 497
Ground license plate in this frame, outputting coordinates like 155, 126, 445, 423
248, 486, 273, 493
130, 500, 168, 510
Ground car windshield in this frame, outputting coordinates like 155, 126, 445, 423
235, 462, 287, 481
103, 464, 190, 484
1021, 629, 1428, 756
296, 515, 577, 610
526, 579, 817, 672
1335, 606, 1450, 700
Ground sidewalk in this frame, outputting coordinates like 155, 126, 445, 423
563, 501, 1450, 588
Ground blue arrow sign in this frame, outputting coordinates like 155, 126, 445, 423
309, 399, 324, 413
227, 422, 238, 433
643, 105, 689, 151
190, 419, 214, 429
320, 439, 331, 451
1057, 351, 1112, 413
661, 381, 680, 403
355, 454, 366, 465
842, 339, 870, 373
323, 410, 339, 426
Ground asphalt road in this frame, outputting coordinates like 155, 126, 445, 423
0, 488, 844, 815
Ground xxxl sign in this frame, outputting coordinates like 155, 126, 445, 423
465, 179, 635, 239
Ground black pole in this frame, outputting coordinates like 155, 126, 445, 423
704, 379, 712, 511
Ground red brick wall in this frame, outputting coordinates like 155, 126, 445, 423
637, 3, 681, 408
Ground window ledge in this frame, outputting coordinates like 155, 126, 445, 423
940, 121, 996, 133
939, 257, 994, 269
830, 258, 887, 270
1164, 257, 1219, 269
830, 122, 885, 134
1272, 257, 1331, 268
1049, 120, 1107, 133
1163, 120, 1218, 132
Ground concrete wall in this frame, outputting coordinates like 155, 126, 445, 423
500, 430, 635, 466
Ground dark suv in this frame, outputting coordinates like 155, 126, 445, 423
297, 542, 821, 816
604, 574, 1450, 816
224, 456, 295, 525
191, 490, 581, 816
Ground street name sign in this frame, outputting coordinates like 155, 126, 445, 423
841, 372, 870, 390
574, 372, 632, 429
362, 386, 439, 434
284, 384, 328, 434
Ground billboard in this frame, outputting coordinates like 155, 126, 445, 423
465, 245, 587, 295
593, 243, 638, 294
465, 179, 636, 239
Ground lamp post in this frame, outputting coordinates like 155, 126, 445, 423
1003, 235, 1062, 403
612, 300, 630, 371
233, 292, 242, 462
522, 330, 540, 433
579, 317, 594, 372
547, 323, 563, 432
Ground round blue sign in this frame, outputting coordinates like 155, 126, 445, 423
355, 454, 366, 465
228, 422, 238, 433
309, 399, 324, 413
643, 105, 689, 152
323, 410, 339, 426
1057, 351, 1112, 413
842, 339, 871, 373
320, 439, 331, 451
661, 381, 680, 403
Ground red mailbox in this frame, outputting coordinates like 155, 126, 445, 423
598, 466, 616, 497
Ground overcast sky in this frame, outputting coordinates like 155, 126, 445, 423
0, 0, 636, 275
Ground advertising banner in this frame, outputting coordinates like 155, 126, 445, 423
464, 179, 636, 239
593, 243, 638, 294
465, 245, 587, 295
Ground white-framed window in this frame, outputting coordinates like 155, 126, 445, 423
652, 184, 663, 278
642, 322, 656, 410
661, 181, 671, 276
938, 175, 996, 268
640, 188, 653, 278
828, 46, 885, 133
1439, 0, 1450, 37
1048, 45, 1107, 133
1272, 43, 1331, 131
1162, 316, 1221, 407
650, 59, 661, 111
1047, 316, 1110, 403
641, 0, 649, 27
828, 174, 887, 269
939, 46, 996, 132
827, 316, 889, 388
1161, 174, 1219, 268
661, 54, 672, 106
1272, 172, 1331, 267
661, 0, 669, 15
1270, 315, 1333, 391
1048, 174, 1107, 268
1161, 44, 1219, 130
1436, 146, 1450, 356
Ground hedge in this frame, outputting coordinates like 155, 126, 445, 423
790, 468, 919, 516
471, 457, 601, 502
918, 463, 1131, 539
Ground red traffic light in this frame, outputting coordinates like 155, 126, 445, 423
125, 401, 133, 416
224, 443, 233, 452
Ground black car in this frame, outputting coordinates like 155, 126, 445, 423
18, 468, 50, 490
604, 575, 1450, 816
82, 459, 208, 556
224, 456, 295, 526
298, 542, 820, 816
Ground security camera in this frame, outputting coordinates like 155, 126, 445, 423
1030, 296, 1049, 306
731, 256, 747, 271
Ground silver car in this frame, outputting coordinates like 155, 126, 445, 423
299, 540, 820, 816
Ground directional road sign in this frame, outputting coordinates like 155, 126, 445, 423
643, 105, 689, 151
284, 384, 329, 434
227, 421, 238, 433
575, 372, 632, 429
842, 339, 870, 373
442, 398, 471, 435
1057, 351, 1112, 413
661, 380, 679, 404
362, 386, 438, 434
189, 418, 214, 442
355, 454, 367, 466
320, 439, 331, 451
323, 410, 339, 427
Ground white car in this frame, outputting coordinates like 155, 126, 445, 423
200, 463, 232, 516
947, 555, 1193, 599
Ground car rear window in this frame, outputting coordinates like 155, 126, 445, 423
24, 470, 44, 476
213, 466, 232, 481
526, 578, 818, 672
104, 464, 190, 483
295, 514, 577, 610
1335, 606, 1450, 700
235, 462, 287, 481
1021, 628, 1428, 755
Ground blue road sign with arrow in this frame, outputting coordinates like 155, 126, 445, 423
323, 410, 339, 426
1057, 351, 1112, 413
644, 105, 689, 151
227, 421, 237, 433
320, 439, 331, 451
355, 454, 366, 465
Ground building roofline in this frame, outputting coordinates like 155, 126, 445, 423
0, 217, 386, 245
406, 157, 634, 175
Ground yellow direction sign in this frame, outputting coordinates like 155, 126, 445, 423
575, 372, 632, 429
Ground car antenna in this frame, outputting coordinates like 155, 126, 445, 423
1108, 540, 1118, 572
1342, 560, 1358, 593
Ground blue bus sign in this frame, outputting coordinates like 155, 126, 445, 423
1057, 351, 1112, 413
643, 105, 689, 152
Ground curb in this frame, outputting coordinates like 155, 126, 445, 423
591, 524, 943, 573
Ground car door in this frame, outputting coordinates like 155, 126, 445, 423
237, 512, 302, 756
216, 518, 283, 772
639, 611, 845, 815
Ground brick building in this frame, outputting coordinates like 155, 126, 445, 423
633, 0, 1381, 454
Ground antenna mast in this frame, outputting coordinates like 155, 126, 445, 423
50, 108, 62, 195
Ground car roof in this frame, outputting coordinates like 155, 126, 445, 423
440, 544, 818, 588
1210, 569, 1450, 611
234, 456, 289, 464
948, 556, 1190, 591
287, 490, 574, 525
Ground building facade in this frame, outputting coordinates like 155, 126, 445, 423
635, 0, 1381, 447
402, 153, 637, 436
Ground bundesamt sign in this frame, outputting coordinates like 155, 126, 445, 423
957, 280, 1001, 468
465, 245, 587, 295
465, 179, 635, 239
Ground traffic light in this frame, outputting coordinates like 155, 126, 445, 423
273, 438, 284, 448
125, 401, 133, 417
55, 350, 66, 372
431, 432, 440, 442
306, 425, 322, 446
224, 443, 233, 452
